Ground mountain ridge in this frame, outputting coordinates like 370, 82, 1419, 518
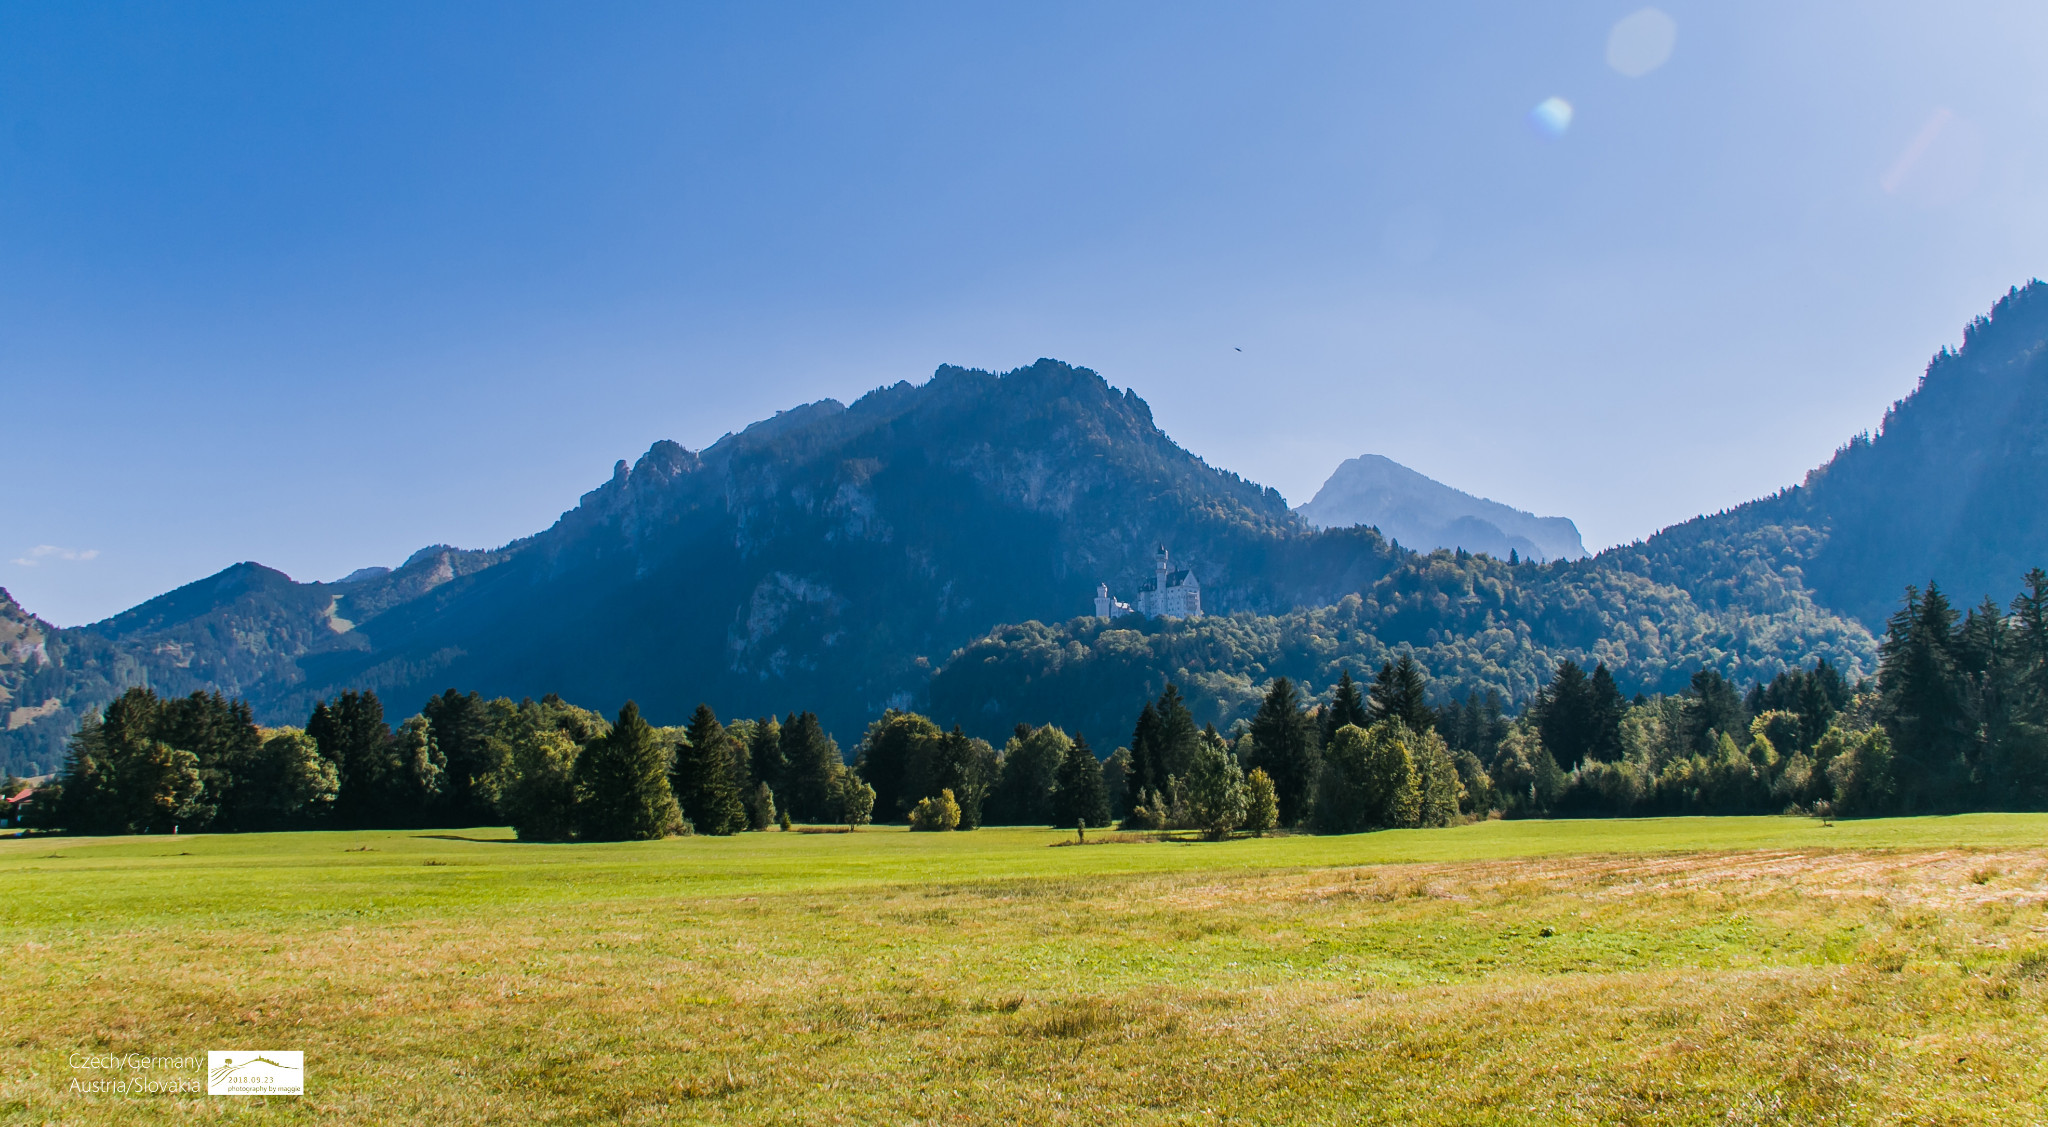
7, 283, 2048, 774
1296, 453, 1588, 562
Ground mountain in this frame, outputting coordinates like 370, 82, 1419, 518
1296, 454, 1587, 562
9, 281, 2048, 776
1725, 281, 2048, 629
0, 360, 1408, 772
930, 281, 2048, 744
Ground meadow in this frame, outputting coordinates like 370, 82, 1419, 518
4, 815, 2046, 1124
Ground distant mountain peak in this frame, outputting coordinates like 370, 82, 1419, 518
1296, 454, 1586, 562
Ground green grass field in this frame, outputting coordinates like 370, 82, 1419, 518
5, 814, 2046, 1124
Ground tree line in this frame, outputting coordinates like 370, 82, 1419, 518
27, 689, 875, 841
22, 570, 2047, 838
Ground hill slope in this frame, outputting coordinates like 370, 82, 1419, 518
1, 360, 1406, 766
1296, 454, 1588, 562
11, 282, 2048, 772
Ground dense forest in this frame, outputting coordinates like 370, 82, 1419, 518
930, 539, 1872, 746
15, 566, 2045, 839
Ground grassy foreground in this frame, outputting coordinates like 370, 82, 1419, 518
4, 815, 2046, 1124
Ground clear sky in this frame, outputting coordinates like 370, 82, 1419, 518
6, 2, 2047, 626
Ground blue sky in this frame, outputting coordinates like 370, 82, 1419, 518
6, 2, 2047, 626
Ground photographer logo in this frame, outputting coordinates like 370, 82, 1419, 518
206, 1051, 303, 1096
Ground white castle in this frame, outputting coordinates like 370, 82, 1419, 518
1094, 546, 1202, 619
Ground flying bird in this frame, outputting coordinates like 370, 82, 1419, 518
1234, 347, 1242, 352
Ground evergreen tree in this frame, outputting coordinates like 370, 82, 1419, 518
1051, 734, 1111, 830
1877, 583, 1971, 808
156, 691, 260, 830
2011, 569, 2048, 715
1369, 655, 1433, 733
748, 715, 786, 791
1246, 676, 1320, 827
50, 714, 117, 834
1151, 685, 1201, 783
674, 704, 747, 835
743, 781, 778, 831
1681, 669, 1748, 756
1440, 690, 1510, 762
422, 689, 502, 824
1321, 669, 1369, 744
574, 701, 683, 841
778, 711, 844, 824
308, 690, 397, 827
1586, 664, 1627, 763
1127, 702, 1163, 797
1534, 659, 1624, 769
854, 710, 945, 821
988, 724, 1070, 825
1101, 746, 1133, 820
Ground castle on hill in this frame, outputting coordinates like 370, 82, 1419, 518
1094, 546, 1202, 619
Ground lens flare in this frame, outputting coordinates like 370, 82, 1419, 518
1606, 8, 1677, 78
1530, 97, 1573, 137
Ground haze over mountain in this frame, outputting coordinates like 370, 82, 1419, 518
1296, 455, 1588, 563
7, 282, 2048, 774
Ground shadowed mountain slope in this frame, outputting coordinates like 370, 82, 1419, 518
10, 284, 2048, 773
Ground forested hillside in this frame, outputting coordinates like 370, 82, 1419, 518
929, 542, 1873, 745
8, 282, 2048, 778
1, 361, 1404, 772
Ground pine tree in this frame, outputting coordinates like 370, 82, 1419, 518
1151, 685, 1201, 783
1100, 746, 1133, 821
2012, 568, 2048, 716
307, 690, 396, 828
422, 689, 501, 824
1127, 702, 1162, 797
1681, 669, 1748, 756
1878, 583, 1971, 808
574, 702, 684, 841
1369, 655, 1433, 734
853, 710, 944, 821
1247, 677, 1320, 826
989, 724, 1070, 825
777, 711, 844, 824
1585, 664, 1627, 762
674, 704, 747, 835
1051, 734, 1111, 830
1320, 669, 1370, 744
749, 716, 785, 791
